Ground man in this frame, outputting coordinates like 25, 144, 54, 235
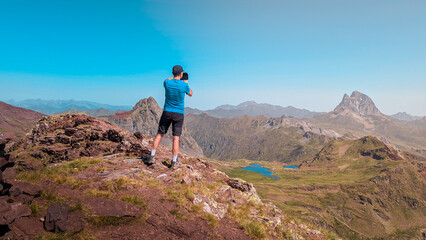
148, 65, 193, 169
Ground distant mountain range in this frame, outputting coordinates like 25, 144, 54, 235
4, 99, 132, 115
59, 108, 123, 117
186, 101, 321, 119
390, 112, 424, 121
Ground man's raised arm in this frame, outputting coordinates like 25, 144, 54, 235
184, 80, 193, 97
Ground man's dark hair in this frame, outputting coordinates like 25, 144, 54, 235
172, 65, 183, 76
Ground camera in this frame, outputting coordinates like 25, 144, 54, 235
181, 72, 188, 80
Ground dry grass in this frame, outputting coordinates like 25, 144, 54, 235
86, 189, 112, 199
120, 195, 147, 208
201, 213, 218, 229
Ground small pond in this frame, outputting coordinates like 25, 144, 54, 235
241, 164, 279, 180
283, 165, 299, 169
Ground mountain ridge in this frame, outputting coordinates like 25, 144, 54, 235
5, 99, 132, 115
186, 100, 321, 119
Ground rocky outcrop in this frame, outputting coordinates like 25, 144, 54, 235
0, 140, 45, 239
8, 114, 150, 168
100, 97, 203, 157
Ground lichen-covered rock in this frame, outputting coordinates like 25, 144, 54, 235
193, 194, 227, 219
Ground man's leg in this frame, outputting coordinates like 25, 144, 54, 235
149, 111, 170, 164
152, 133, 164, 152
172, 136, 179, 156
171, 112, 183, 168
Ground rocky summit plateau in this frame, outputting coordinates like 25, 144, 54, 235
0, 114, 326, 239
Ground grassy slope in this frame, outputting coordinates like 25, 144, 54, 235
211, 138, 426, 239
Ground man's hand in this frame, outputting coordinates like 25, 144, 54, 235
183, 80, 188, 83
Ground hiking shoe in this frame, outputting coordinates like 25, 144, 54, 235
170, 160, 181, 170
146, 155, 155, 165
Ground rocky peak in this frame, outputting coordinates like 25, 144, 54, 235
334, 91, 383, 116
132, 97, 161, 112
236, 101, 257, 108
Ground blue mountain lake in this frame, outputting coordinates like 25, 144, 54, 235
284, 165, 299, 169
241, 164, 279, 180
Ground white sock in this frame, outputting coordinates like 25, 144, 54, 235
150, 150, 156, 156
172, 155, 178, 162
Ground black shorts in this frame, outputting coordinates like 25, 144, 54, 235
157, 111, 184, 136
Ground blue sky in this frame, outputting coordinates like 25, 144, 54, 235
1, 0, 425, 115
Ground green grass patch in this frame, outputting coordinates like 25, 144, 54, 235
170, 209, 185, 219
190, 204, 202, 213
28, 201, 45, 217
40, 190, 65, 204
105, 178, 128, 191
120, 196, 147, 208
16, 158, 101, 184
86, 189, 112, 199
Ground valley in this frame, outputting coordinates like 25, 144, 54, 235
211, 137, 426, 239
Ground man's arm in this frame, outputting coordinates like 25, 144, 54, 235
183, 80, 193, 97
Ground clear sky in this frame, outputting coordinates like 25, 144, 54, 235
1, 0, 425, 115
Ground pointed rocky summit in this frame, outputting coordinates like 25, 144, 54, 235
333, 91, 383, 117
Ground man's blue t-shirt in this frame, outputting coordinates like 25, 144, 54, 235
163, 79, 190, 114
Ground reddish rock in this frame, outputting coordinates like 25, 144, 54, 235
0, 157, 8, 168
2, 167, 16, 181
44, 203, 69, 232
181, 175, 192, 185
0, 201, 31, 225
84, 197, 144, 217
66, 211, 86, 234
9, 217, 45, 238
9, 181, 42, 197
225, 178, 254, 192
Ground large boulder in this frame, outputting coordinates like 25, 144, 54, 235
44, 203, 69, 232
44, 203, 86, 234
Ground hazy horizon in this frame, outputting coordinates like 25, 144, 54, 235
2, 89, 424, 117
1, 0, 425, 115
